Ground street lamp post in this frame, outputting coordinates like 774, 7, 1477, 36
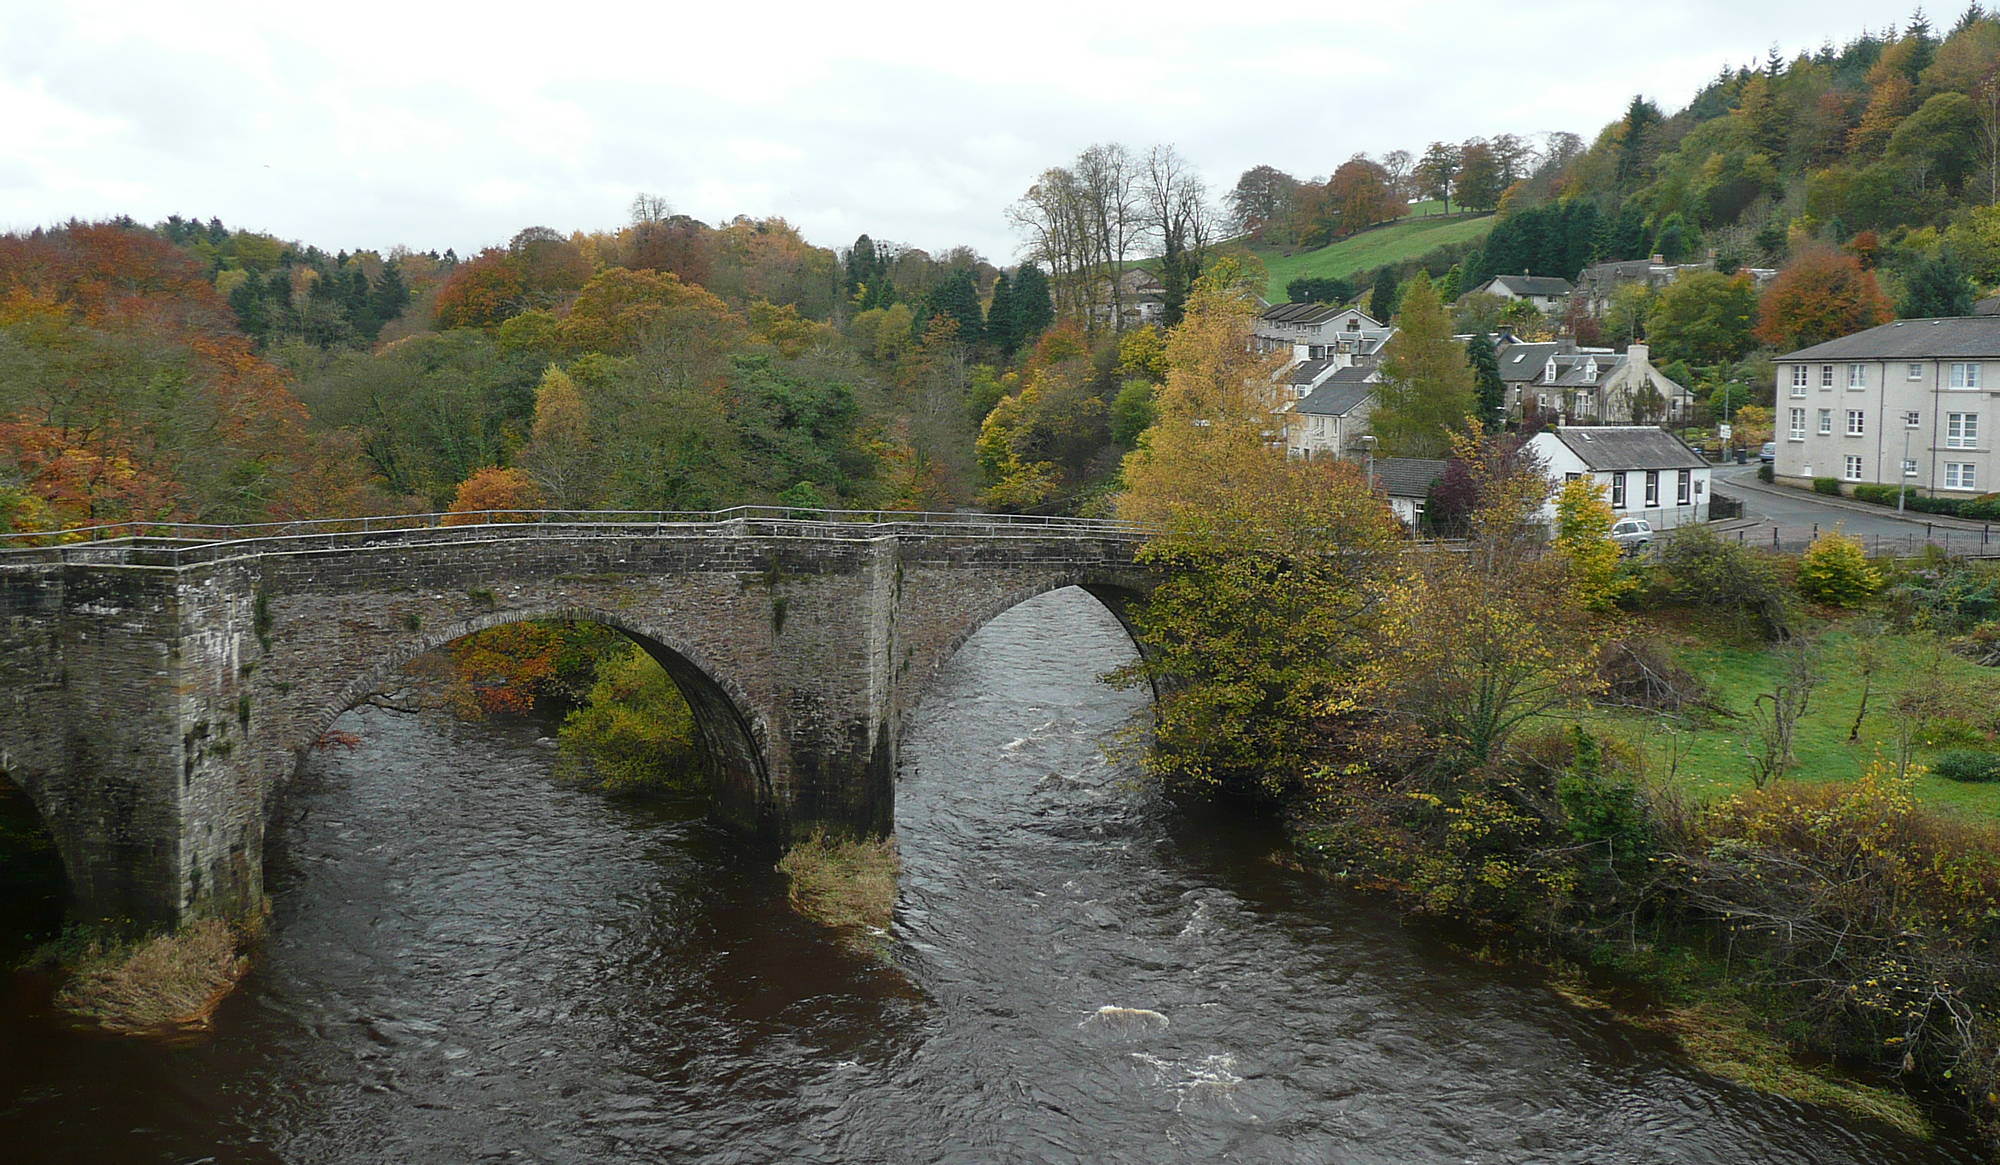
1360, 434, 1377, 493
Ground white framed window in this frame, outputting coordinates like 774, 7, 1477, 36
1610, 472, 1625, 508
1821, 365, 1835, 387
1909, 363, 1925, 381
1951, 362, 1982, 389
1947, 412, 1979, 448
1676, 469, 1692, 505
1946, 462, 1978, 490
1902, 458, 1919, 476
1788, 407, 1806, 439
1644, 470, 1659, 506
1848, 364, 1866, 388
1790, 374, 1807, 398
1846, 409, 1865, 436
1818, 408, 1833, 434
1791, 365, 1809, 389
1905, 410, 1922, 428
1843, 455, 1864, 481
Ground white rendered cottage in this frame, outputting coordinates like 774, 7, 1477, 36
1525, 426, 1711, 529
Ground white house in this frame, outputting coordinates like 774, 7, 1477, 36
1473, 273, 1573, 313
1254, 303, 1391, 360
1525, 426, 1711, 529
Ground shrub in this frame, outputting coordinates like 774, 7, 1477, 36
1650, 526, 1790, 635
53, 920, 248, 1034
1811, 476, 1843, 496
1796, 531, 1883, 606
1757, 463, 1774, 483
776, 829, 899, 936
1931, 750, 2000, 783
1682, 765, 2000, 1104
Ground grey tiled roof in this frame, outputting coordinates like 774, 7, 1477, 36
1495, 342, 1560, 382
1777, 316, 2000, 361
1488, 274, 1574, 297
1294, 381, 1374, 416
1552, 426, 1706, 471
1260, 302, 1343, 325
1287, 358, 1336, 385
1373, 457, 1449, 498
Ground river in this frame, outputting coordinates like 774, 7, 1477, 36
0, 587, 1980, 1162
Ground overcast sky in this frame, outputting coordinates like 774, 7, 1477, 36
0, 1, 1926, 263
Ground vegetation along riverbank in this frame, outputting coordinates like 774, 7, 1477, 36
1113, 263, 2000, 1150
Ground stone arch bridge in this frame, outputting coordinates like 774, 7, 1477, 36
0, 509, 1156, 927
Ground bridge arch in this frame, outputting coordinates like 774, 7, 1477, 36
0, 767, 70, 937
896, 571, 1157, 737
280, 605, 777, 832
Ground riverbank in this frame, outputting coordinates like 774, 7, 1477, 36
775, 829, 899, 952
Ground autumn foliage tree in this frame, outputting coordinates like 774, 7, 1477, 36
441, 466, 542, 524
1116, 257, 1403, 799
1754, 248, 1893, 351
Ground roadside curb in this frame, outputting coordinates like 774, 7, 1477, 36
1716, 471, 1998, 533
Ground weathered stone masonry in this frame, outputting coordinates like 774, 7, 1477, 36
0, 523, 1152, 927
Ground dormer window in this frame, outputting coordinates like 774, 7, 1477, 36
1544, 359, 1558, 383
1584, 360, 1598, 383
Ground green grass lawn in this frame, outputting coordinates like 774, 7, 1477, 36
1243, 212, 1495, 303
1587, 618, 2000, 820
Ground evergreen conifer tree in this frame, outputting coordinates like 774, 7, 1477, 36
1012, 264, 1055, 344
987, 272, 1018, 355
1369, 267, 1401, 321
371, 262, 411, 323
922, 268, 985, 347
1466, 331, 1507, 425
1370, 272, 1476, 458
1902, 250, 1976, 317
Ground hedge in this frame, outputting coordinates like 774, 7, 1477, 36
1840, 485, 2000, 520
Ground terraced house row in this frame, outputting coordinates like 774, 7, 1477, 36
1773, 317, 2000, 498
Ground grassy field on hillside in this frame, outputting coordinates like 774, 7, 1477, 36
1245, 212, 1494, 302
1587, 619, 2000, 819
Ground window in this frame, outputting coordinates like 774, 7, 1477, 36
1909, 362, 1925, 381
1951, 363, 1982, 389
1844, 455, 1864, 481
1610, 472, 1625, 508
1846, 409, 1865, 436
1903, 458, 1919, 477
1791, 365, 1810, 389
1818, 408, 1833, 435
1788, 407, 1806, 439
1821, 365, 1835, 387
1676, 469, 1692, 505
1946, 462, 1978, 490
1644, 470, 1659, 506
1563, 472, 1581, 482
1848, 364, 1866, 388
1789, 375, 1807, 398
1947, 412, 1979, 448
1906, 410, 1922, 428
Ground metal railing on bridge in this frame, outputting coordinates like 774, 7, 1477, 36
0, 507, 1155, 568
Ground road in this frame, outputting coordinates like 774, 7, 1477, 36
1709, 463, 2000, 555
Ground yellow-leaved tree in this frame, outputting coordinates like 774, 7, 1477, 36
1115, 257, 1403, 800
1551, 476, 1634, 612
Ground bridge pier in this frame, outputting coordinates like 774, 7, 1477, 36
0, 521, 1152, 928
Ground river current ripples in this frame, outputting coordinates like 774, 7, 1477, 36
1, 587, 1983, 1162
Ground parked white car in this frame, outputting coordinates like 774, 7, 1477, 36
1609, 517, 1652, 553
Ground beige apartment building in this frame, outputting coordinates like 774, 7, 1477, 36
1772, 317, 2000, 498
